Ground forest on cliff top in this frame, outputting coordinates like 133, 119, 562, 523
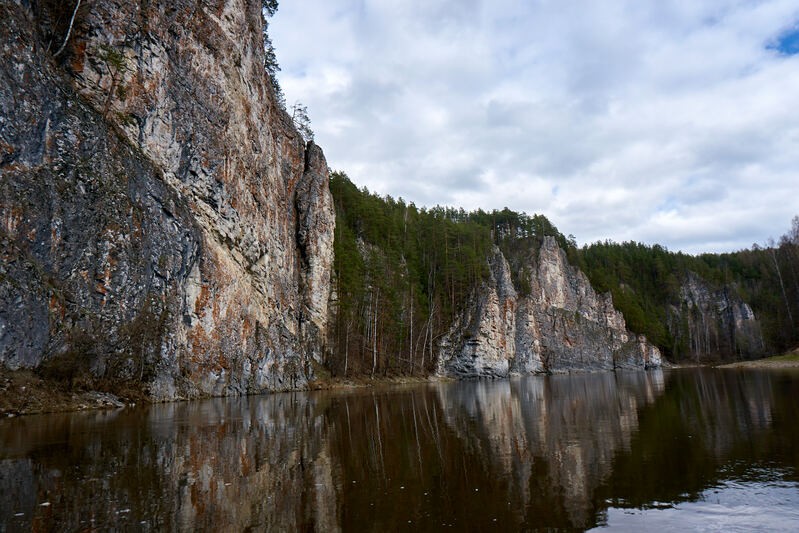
329, 172, 799, 372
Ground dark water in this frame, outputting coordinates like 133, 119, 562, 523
1, 369, 798, 531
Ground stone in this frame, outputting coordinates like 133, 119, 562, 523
0, 1, 334, 399
669, 271, 764, 361
438, 237, 662, 377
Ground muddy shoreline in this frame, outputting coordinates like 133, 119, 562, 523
0, 369, 449, 417
4, 351, 797, 417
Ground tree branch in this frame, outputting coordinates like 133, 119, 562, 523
53, 0, 82, 58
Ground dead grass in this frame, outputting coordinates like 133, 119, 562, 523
718, 348, 799, 369
0, 368, 134, 416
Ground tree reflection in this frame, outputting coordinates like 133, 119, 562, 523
1, 369, 797, 531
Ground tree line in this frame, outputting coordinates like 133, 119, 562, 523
329, 172, 798, 371
576, 218, 799, 360
328, 173, 568, 376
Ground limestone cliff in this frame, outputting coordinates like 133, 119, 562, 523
438, 237, 662, 377
0, 1, 334, 398
668, 272, 764, 361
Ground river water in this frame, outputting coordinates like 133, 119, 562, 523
1, 368, 798, 531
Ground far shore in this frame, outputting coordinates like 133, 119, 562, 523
717, 349, 799, 370
4, 352, 798, 417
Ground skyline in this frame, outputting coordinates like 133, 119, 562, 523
271, 0, 799, 254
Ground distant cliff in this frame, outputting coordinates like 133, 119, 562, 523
328, 175, 776, 374
328, 178, 663, 378
578, 241, 777, 362
438, 238, 661, 377
668, 272, 764, 361
0, 0, 334, 399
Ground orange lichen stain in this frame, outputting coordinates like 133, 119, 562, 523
195, 284, 212, 317
211, 294, 220, 323
100, 263, 113, 307
187, 326, 210, 364
48, 295, 65, 320
241, 316, 253, 338
70, 41, 87, 73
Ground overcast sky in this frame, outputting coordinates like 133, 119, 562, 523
270, 0, 799, 254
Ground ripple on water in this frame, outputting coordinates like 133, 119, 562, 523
593, 473, 799, 532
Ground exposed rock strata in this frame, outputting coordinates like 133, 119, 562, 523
0, 1, 334, 398
438, 237, 662, 377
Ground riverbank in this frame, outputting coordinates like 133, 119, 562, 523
12, 352, 797, 417
0, 369, 136, 417
0, 368, 448, 417
717, 349, 799, 370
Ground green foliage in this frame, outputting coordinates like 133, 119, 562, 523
290, 102, 314, 143
578, 241, 692, 353
97, 45, 126, 72
330, 171, 797, 368
261, 1, 285, 107
465, 207, 572, 295
329, 173, 611, 375
330, 172, 495, 376
577, 234, 799, 359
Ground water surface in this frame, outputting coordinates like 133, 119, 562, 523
1, 368, 798, 531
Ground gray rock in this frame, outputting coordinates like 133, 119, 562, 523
669, 271, 764, 361
0, 1, 334, 399
438, 237, 662, 377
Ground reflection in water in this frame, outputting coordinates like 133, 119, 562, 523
0, 369, 797, 531
435, 371, 666, 528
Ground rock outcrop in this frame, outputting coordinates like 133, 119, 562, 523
438, 237, 661, 377
668, 272, 764, 361
0, 1, 334, 398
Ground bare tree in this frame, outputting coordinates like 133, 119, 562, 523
291, 102, 315, 143
768, 237, 794, 331
53, 0, 82, 58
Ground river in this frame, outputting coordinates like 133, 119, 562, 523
1, 368, 798, 531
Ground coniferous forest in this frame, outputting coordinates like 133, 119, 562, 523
329, 172, 799, 372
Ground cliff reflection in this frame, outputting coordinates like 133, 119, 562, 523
0, 394, 342, 531
1, 368, 796, 531
434, 371, 665, 528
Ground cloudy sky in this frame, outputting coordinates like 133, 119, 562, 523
270, 0, 799, 254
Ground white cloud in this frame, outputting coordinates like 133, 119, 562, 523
270, 0, 799, 254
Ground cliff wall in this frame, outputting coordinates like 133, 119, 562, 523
669, 272, 764, 361
438, 237, 662, 377
0, 1, 334, 399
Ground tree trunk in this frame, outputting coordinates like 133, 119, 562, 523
771, 247, 794, 332
372, 288, 379, 377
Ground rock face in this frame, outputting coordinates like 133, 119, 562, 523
669, 272, 764, 361
439, 237, 662, 377
0, 1, 334, 398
